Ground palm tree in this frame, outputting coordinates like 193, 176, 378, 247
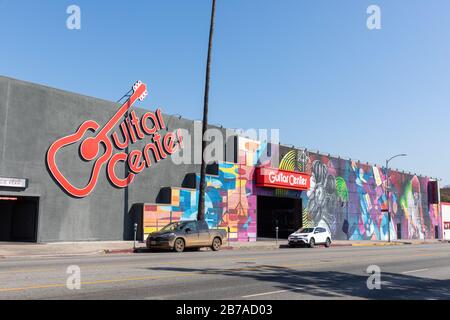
198, 0, 217, 221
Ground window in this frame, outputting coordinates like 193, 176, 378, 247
183, 222, 198, 232
199, 221, 209, 231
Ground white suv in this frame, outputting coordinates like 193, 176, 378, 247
288, 227, 332, 248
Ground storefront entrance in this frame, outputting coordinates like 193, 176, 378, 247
257, 196, 302, 239
0, 196, 39, 242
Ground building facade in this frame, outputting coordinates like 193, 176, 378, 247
142, 139, 442, 242
442, 203, 450, 241
0, 76, 442, 243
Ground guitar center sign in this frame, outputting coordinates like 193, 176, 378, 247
255, 167, 310, 191
47, 80, 183, 198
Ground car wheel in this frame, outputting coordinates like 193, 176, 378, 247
174, 238, 185, 252
309, 238, 315, 248
211, 237, 221, 251
325, 238, 331, 248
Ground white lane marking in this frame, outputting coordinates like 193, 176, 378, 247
242, 287, 302, 298
401, 268, 429, 274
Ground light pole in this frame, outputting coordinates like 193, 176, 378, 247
385, 153, 407, 242
198, 0, 217, 222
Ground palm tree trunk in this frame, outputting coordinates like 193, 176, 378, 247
198, 0, 217, 221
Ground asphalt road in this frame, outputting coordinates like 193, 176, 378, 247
0, 243, 449, 300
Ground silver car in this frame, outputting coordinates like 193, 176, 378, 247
288, 227, 332, 248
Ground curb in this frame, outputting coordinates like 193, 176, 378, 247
103, 248, 135, 254
331, 242, 353, 247
351, 242, 405, 247
0, 251, 105, 259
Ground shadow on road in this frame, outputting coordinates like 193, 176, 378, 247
147, 265, 450, 299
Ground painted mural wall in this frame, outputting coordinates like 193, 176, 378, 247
143, 137, 440, 241
143, 137, 265, 241
143, 161, 257, 241
278, 148, 441, 241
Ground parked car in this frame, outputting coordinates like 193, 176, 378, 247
288, 227, 332, 248
146, 220, 227, 252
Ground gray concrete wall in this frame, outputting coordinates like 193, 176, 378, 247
0, 76, 227, 242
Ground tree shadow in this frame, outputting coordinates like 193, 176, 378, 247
147, 264, 450, 299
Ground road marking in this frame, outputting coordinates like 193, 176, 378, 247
0, 267, 58, 275
401, 268, 429, 274
0, 272, 198, 293
242, 287, 303, 298
411, 253, 438, 257
0, 255, 263, 276
0, 262, 312, 293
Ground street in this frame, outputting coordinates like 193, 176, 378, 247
0, 244, 449, 300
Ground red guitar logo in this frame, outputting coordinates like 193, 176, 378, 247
47, 81, 148, 198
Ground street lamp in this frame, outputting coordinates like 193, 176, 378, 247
385, 153, 407, 242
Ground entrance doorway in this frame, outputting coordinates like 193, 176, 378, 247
0, 196, 39, 242
397, 223, 402, 240
257, 196, 302, 239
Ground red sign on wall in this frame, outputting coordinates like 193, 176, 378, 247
255, 167, 311, 191
47, 80, 183, 198
444, 222, 450, 230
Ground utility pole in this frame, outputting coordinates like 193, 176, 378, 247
385, 159, 390, 242
198, 0, 217, 221
385, 154, 407, 242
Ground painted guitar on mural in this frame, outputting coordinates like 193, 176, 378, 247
47, 81, 148, 198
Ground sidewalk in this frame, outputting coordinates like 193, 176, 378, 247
0, 239, 446, 259
226, 239, 446, 250
0, 241, 136, 259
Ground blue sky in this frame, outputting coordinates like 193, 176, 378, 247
1, 0, 449, 184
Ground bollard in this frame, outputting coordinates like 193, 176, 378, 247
227, 226, 230, 247
276, 226, 279, 245
133, 223, 138, 250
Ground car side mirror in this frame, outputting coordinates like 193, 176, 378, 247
185, 228, 191, 233
314, 231, 319, 234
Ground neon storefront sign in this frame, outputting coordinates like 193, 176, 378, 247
47, 80, 183, 198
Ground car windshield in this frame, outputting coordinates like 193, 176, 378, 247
160, 222, 187, 232
297, 228, 314, 233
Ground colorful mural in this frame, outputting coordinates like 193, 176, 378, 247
143, 162, 257, 241
143, 137, 441, 242
296, 153, 441, 240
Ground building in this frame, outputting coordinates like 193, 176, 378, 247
0, 76, 442, 243
442, 203, 450, 241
